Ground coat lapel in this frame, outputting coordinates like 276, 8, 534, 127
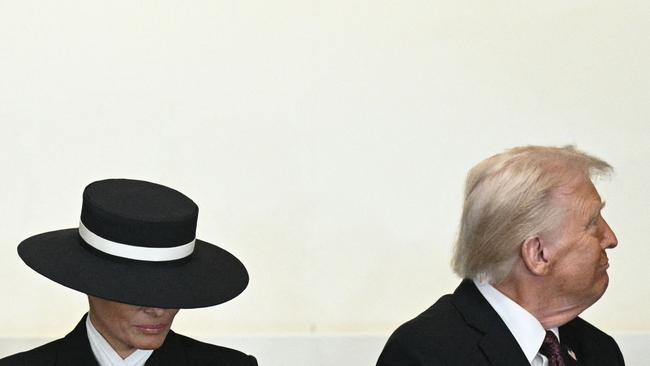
54, 314, 189, 366
559, 321, 583, 366
561, 343, 581, 366
452, 280, 530, 366
145, 330, 188, 366
56, 314, 100, 365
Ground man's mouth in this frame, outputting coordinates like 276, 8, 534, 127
598, 258, 609, 270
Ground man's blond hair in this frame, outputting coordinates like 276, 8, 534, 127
451, 145, 612, 284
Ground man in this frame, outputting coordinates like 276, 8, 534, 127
377, 146, 625, 366
1, 179, 257, 365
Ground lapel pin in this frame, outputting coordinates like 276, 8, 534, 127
567, 348, 577, 361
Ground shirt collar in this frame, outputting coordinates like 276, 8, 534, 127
86, 314, 154, 366
473, 279, 559, 363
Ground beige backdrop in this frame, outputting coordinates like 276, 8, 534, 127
0, 0, 648, 360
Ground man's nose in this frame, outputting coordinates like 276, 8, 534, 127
602, 218, 618, 249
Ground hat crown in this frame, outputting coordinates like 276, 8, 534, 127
81, 179, 198, 248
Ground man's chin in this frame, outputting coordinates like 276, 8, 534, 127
589, 274, 609, 305
600, 270, 610, 291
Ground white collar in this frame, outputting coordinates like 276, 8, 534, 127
86, 315, 154, 366
473, 280, 559, 364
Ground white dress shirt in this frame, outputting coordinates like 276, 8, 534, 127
474, 280, 558, 366
86, 316, 154, 366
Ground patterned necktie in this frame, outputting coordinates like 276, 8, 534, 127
540, 330, 565, 366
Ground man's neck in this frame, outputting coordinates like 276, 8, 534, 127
494, 275, 586, 329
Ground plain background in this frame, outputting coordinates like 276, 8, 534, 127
0, 1, 648, 364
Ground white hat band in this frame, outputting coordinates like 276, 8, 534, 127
78, 221, 195, 262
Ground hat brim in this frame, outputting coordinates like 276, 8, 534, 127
18, 229, 249, 309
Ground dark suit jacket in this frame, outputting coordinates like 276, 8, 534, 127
0, 315, 258, 366
377, 279, 625, 366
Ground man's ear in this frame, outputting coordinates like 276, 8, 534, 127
520, 236, 550, 276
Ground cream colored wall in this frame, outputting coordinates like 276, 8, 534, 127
0, 1, 648, 341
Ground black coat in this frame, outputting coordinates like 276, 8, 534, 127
377, 279, 625, 366
0, 315, 258, 366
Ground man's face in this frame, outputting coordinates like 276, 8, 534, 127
546, 180, 618, 308
88, 296, 179, 358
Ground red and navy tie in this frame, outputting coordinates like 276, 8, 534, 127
540, 330, 565, 366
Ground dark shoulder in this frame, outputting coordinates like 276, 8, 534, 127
169, 332, 257, 365
390, 294, 469, 343
378, 294, 475, 365
0, 338, 64, 366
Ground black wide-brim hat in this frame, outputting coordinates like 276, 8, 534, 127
18, 179, 249, 309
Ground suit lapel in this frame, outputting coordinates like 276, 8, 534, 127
561, 343, 581, 366
560, 321, 584, 366
452, 280, 530, 366
145, 330, 188, 366
56, 314, 100, 365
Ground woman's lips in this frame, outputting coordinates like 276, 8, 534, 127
134, 324, 168, 335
